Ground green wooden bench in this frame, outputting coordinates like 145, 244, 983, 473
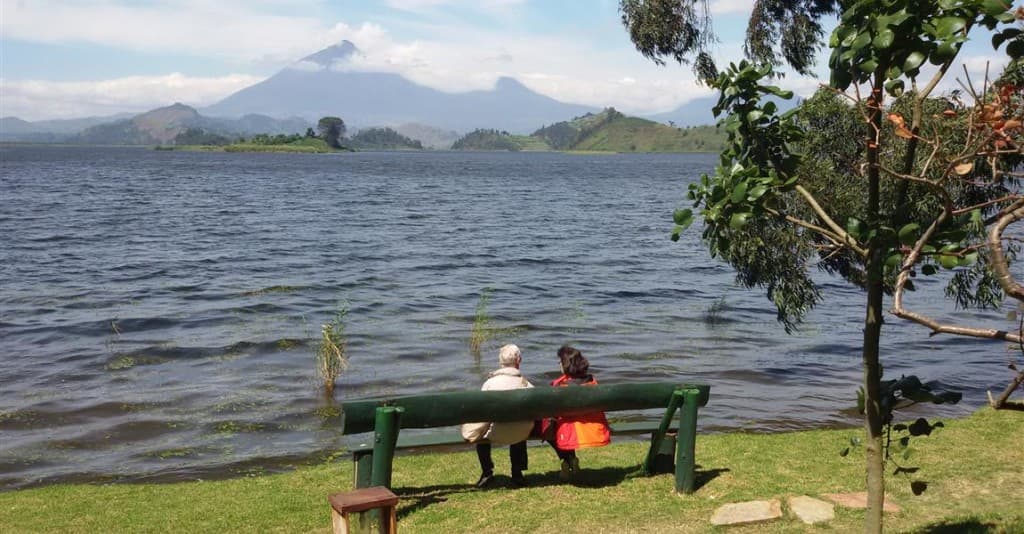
338, 382, 710, 493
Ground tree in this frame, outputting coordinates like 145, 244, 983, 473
317, 116, 347, 148
619, 0, 840, 82
625, 1, 1024, 532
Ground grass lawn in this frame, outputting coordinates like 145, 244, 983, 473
2, 408, 1021, 533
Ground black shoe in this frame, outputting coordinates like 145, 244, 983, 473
510, 476, 528, 488
475, 472, 494, 488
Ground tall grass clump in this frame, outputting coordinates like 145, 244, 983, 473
469, 288, 493, 357
702, 295, 727, 327
317, 304, 349, 397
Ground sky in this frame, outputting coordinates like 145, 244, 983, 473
0, 0, 1014, 121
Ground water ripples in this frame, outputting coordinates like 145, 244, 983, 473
0, 146, 1014, 489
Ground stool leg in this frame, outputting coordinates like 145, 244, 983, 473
381, 504, 397, 534
331, 509, 350, 534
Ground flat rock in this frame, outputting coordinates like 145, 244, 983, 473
710, 499, 783, 526
788, 495, 835, 524
822, 492, 901, 513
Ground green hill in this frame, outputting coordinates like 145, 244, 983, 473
449, 108, 726, 153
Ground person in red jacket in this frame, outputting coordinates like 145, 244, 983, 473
542, 345, 611, 481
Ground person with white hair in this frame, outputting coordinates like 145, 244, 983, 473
461, 343, 535, 488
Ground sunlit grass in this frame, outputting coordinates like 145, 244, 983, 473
1, 408, 1020, 532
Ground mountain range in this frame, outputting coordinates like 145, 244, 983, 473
1, 41, 732, 144
203, 42, 598, 134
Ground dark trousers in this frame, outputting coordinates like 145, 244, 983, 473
476, 441, 527, 477
546, 440, 576, 462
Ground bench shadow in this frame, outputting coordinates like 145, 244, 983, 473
393, 464, 729, 519
914, 518, 1019, 533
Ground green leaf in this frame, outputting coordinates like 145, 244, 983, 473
729, 212, 752, 229
931, 41, 959, 64
939, 254, 960, 269
846, 217, 865, 238
748, 185, 769, 200
934, 16, 967, 36
898, 223, 921, 245
731, 182, 748, 203
873, 29, 896, 50
858, 58, 879, 73
886, 253, 903, 269
903, 51, 926, 72
673, 208, 694, 227
1008, 39, 1024, 59
671, 226, 681, 242
885, 79, 905, 97
983, 0, 1011, 17
958, 252, 978, 266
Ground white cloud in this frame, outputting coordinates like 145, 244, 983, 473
0, 74, 263, 120
710, 0, 755, 15
2, 0, 331, 65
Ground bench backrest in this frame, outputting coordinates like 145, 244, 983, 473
339, 382, 710, 434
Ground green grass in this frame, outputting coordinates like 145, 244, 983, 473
573, 119, 727, 153
169, 138, 338, 153
2, 408, 1020, 533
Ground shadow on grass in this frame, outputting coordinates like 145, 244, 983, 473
912, 516, 1024, 533
394, 464, 729, 519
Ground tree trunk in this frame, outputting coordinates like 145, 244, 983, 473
989, 369, 1024, 409
863, 84, 886, 534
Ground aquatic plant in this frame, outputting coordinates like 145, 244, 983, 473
317, 304, 349, 397
701, 296, 727, 327
469, 288, 493, 357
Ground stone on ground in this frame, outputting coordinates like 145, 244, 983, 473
710, 499, 782, 526
788, 495, 835, 524
822, 492, 901, 513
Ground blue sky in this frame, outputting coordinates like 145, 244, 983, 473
0, 0, 1011, 121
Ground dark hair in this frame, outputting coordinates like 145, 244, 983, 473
557, 345, 590, 379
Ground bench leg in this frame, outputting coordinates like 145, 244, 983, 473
675, 388, 700, 494
370, 406, 403, 489
644, 389, 683, 474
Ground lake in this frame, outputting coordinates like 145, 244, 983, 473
0, 145, 1012, 489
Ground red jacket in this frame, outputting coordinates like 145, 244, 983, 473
544, 374, 611, 450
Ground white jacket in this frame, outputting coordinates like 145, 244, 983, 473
461, 367, 534, 445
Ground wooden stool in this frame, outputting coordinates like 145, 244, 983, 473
328, 486, 399, 534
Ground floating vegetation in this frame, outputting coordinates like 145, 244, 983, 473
213, 421, 266, 434
317, 304, 349, 397
105, 354, 168, 371
149, 448, 198, 460
315, 405, 343, 419
241, 285, 302, 297
275, 338, 304, 351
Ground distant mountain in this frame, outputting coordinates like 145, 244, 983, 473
390, 123, 460, 150
72, 103, 311, 145
1, 113, 136, 141
646, 94, 799, 127
645, 96, 719, 127
203, 41, 598, 134
451, 108, 727, 152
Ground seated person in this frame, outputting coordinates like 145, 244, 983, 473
542, 345, 610, 480
461, 344, 534, 488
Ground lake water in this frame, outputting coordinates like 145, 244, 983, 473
0, 146, 1014, 489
